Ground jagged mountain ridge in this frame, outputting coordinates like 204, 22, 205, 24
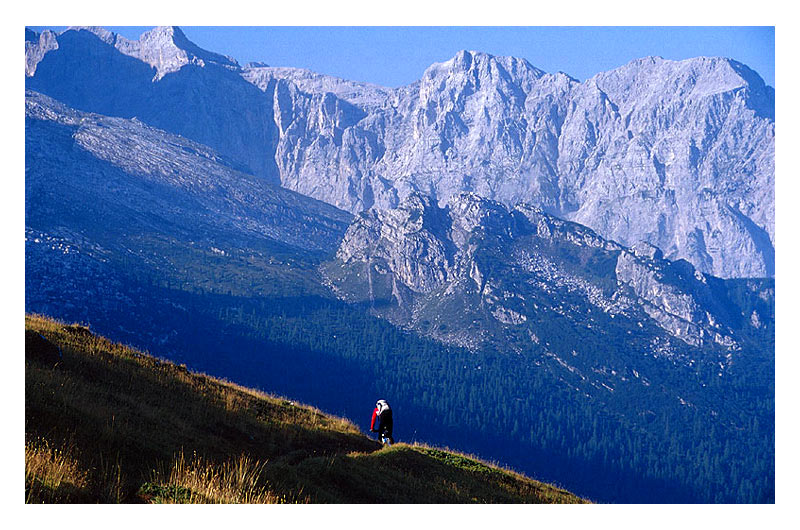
272, 50, 774, 279
25, 26, 774, 279
242, 65, 393, 110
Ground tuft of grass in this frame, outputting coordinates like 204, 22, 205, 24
25, 438, 89, 503
98, 453, 125, 503
139, 452, 284, 504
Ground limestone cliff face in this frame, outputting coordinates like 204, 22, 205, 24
26, 27, 774, 279
560, 57, 775, 279
264, 51, 774, 279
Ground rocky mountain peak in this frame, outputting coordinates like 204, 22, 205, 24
25, 28, 58, 77
432, 49, 544, 79
420, 49, 546, 95
143, 25, 182, 39
66, 26, 118, 45
27, 26, 241, 82
114, 25, 240, 80
447, 193, 516, 247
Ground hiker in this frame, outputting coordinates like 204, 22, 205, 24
371, 399, 394, 445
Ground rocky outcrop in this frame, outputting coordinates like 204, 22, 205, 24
328, 193, 772, 354
336, 194, 455, 293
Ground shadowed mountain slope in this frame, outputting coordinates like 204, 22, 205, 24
25, 314, 586, 504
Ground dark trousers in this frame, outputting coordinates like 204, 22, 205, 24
379, 410, 393, 443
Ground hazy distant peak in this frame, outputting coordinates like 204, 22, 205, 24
599, 54, 762, 86
426, 49, 546, 80
242, 64, 392, 109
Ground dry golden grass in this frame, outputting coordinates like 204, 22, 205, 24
25, 313, 377, 503
140, 452, 287, 504
25, 438, 89, 503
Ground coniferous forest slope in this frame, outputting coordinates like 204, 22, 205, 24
25, 26, 775, 503
25, 314, 585, 504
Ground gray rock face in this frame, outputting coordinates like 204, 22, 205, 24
247, 50, 773, 279
114, 25, 240, 80
26, 27, 774, 279
25, 28, 58, 76
327, 192, 773, 357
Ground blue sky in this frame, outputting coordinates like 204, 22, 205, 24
31, 26, 775, 88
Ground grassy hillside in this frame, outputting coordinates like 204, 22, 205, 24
24, 314, 586, 504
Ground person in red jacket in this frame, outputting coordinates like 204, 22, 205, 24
370, 399, 394, 445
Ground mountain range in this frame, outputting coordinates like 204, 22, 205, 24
24, 26, 775, 503
27, 25, 774, 279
